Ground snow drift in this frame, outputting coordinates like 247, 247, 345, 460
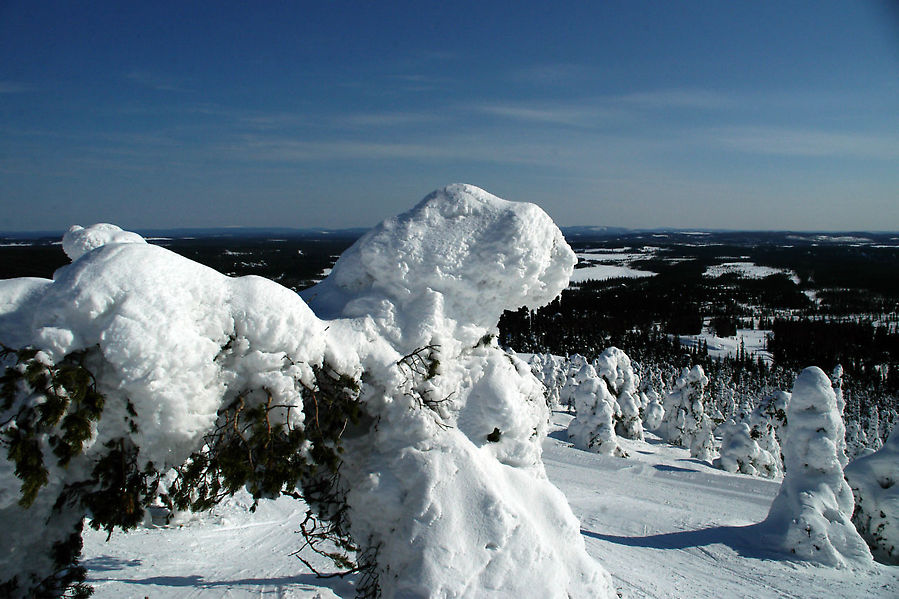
0, 185, 613, 598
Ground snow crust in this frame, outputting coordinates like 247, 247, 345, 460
0, 186, 612, 598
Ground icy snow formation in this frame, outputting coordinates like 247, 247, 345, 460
844, 430, 899, 564
0, 185, 613, 598
762, 367, 872, 567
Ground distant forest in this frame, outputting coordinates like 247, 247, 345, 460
3, 229, 898, 417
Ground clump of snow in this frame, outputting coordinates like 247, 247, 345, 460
762, 367, 872, 567
844, 430, 899, 564
1, 184, 614, 598
303, 183, 576, 353
61, 223, 146, 261
567, 363, 625, 457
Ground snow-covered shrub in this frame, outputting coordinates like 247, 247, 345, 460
640, 381, 665, 432
761, 367, 872, 567
559, 354, 590, 412
844, 430, 899, 564
0, 185, 615, 598
713, 420, 780, 478
529, 352, 566, 410
594, 346, 644, 441
658, 365, 715, 461
567, 363, 625, 457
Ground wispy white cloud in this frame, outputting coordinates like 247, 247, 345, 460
616, 89, 732, 110
125, 70, 188, 92
469, 102, 623, 127
0, 81, 33, 94
705, 126, 899, 159
509, 63, 594, 85
338, 111, 442, 128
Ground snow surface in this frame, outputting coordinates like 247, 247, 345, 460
703, 262, 800, 285
677, 328, 773, 364
82, 412, 899, 598
569, 248, 656, 283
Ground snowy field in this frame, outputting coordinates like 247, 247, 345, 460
703, 262, 800, 285
82, 411, 898, 598
677, 328, 774, 364
570, 248, 657, 283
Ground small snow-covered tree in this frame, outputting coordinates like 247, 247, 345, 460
529, 353, 565, 410
761, 367, 872, 567
844, 429, 899, 564
659, 365, 715, 461
713, 420, 779, 477
866, 406, 883, 452
594, 347, 643, 441
567, 363, 626, 457
640, 374, 665, 432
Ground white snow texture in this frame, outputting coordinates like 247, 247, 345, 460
0, 184, 613, 598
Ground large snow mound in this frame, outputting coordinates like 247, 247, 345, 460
1, 185, 611, 598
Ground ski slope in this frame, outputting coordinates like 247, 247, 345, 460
82, 413, 898, 598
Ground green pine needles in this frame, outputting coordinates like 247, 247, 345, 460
1, 343, 375, 598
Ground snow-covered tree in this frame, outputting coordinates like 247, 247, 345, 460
844, 429, 899, 564
761, 367, 872, 567
559, 354, 590, 413
0, 185, 616, 598
713, 420, 779, 477
866, 406, 884, 452
659, 365, 715, 461
845, 419, 870, 461
529, 352, 566, 410
594, 346, 644, 441
567, 363, 626, 457
640, 375, 665, 432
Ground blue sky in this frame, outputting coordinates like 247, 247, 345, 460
1, 1, 897, 232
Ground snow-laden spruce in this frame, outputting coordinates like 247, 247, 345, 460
0, 184, 615, 598
761, 367, 872, 567
594, 347, 644, 441
658, 365, 715, 461
567, 362, 625, 457
844, 429, 899, 564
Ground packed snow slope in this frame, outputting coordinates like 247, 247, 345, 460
82, 412, 898, 598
